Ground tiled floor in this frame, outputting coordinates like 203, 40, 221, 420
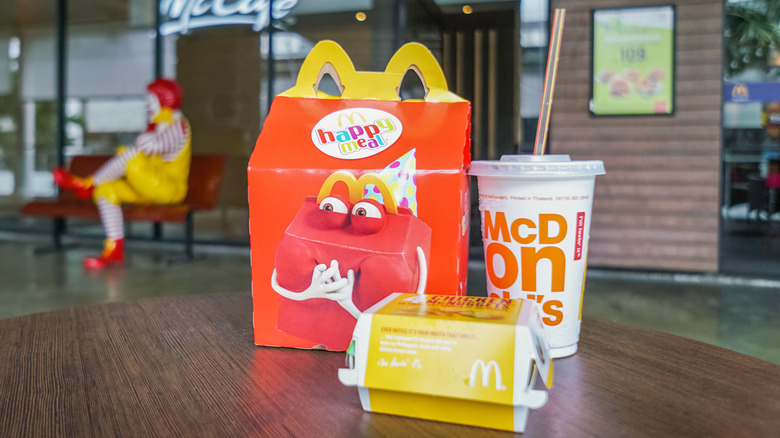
2, 235, 779, 365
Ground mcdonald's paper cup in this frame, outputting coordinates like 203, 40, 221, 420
469, 155, 605, 358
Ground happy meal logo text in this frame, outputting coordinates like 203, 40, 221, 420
311, 108, 403, 160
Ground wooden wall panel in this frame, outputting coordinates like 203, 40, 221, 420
550, 0, 722, 272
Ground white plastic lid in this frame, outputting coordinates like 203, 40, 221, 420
468, 155, 606, 178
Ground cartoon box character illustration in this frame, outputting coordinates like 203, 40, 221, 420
272, 171, 431, 350
248, 40, 471, 350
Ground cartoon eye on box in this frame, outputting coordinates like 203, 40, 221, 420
271, 170, 432, 350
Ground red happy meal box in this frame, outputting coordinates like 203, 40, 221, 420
248, 41, 471, 350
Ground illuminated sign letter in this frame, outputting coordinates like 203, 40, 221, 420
160, 0, 298, 35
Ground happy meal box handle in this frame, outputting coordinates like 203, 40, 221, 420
282, 40, 397, 100
314, 62, 346, 97
385, 43, 445, 100
385, 43, 465, 103
281, 40, 465, 103
283, 40, 356, 98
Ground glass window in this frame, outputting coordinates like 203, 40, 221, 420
721, 0, 780, 277
0, 2, 58, 232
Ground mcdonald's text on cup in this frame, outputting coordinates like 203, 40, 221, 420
483, 210, 585, 326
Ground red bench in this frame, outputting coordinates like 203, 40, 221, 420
22, 154, 226, 262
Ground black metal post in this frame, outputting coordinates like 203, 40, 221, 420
153, 222, 163, 240
155, 0, 163, 79
56, 0, 67, 168
54, 0, 68, 247
266, 0, 275, 115
393, 0, 407, 51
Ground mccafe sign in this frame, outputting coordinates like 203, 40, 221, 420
160, 0, 298, 35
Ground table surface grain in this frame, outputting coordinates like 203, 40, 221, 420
1, 291, 779, 437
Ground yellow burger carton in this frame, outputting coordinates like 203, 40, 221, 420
338, 293, 553, 433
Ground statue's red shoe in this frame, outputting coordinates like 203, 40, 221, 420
84, 239, 124, 269
53, 167, 94, 200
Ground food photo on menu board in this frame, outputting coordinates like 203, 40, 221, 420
589, 5, 675, 116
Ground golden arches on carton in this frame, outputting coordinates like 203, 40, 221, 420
336, 112, 367, 127
356, 174, 398, 215
317, 171, 360, 204
316, 170, 398, 215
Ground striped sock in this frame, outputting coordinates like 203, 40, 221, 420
96, 196, 124, 241
92, 147, 140, 186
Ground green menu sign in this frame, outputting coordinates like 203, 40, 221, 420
590, 6, 675, 116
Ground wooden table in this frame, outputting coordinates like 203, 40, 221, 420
2, 292, 778, 437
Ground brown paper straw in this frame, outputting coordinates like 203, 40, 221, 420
533, 8, 566, 155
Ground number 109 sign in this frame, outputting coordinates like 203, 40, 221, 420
589, 6, 675, 116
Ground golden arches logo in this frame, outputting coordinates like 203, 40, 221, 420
732, 84, 749, 99
316, 170, 399, 214
337, 112, 367, 127
468, 359, 507, 391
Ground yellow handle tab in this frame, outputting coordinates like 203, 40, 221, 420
280, 40, 464, 102
283, 41, 356, 98
386, 43, 464, 102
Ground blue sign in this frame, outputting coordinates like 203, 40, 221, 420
724, 82, 780, 103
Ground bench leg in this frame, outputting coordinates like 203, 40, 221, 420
153, 222, 163, 240
33, 217, 80, 255
185, 212, 193, 260
167, 212, 206, 266
54, 217, 65, 247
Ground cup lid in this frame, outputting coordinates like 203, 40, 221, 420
468, 155, 606, 177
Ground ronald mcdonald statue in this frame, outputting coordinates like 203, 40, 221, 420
54, 78, 191, 269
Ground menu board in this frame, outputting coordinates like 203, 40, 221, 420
590, 6, 675, 116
